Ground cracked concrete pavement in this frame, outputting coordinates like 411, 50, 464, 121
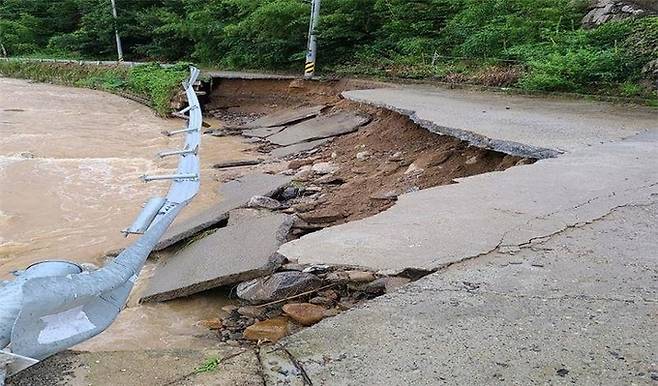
343, 87, 658, 158
279, 134, 658, 272
269, 87, 658, 385
267, 201, 658, 385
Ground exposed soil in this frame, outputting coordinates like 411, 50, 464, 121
277, 102, 530, 227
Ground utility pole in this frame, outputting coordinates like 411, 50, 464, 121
303, 0, 320, 79
109, 0, 124, 62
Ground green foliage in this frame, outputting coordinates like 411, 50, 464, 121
0, 0, 656, 98
195, 356, 220, 373
127, 63, 189, 113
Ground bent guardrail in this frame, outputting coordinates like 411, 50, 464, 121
0, 66, 202, 383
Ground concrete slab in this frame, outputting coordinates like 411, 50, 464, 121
8, 348, 263, 386
343, 87, 658, 158
267, 112, 370, 146
270, 138, 331, 159
245, 105, 326, 129
278, 136, 658, 272
242, 126, 285, 138
155, 173, 291, 250
263, 203, 658, 385
143, 209, 293, 302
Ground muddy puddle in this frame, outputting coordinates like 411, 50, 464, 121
0, 78, 253, 350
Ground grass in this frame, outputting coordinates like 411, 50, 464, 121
195, 356, 221, 373
0, 59, 189, 115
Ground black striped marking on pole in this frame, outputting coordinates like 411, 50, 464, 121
304, 62, 315, 75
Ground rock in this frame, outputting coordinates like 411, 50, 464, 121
238, 306, 267, 319
198, 319, 223, 330
243, 317, 290, 342
582, 0, 655, 28
247, 195, 281, 209
314, 174, 345, 185
465, 155, 479, 165
325, 271, 349, 283
389, 152, 404, 161
312, 162, 338, 175
363, 277, 411, 294
404, 163, 424, 175
288, 159, 315, 170
279, 186, 300, 200
236, 271, 323, 303
356, 151, 371, 161
346, 270, 376, 283
282, 303, 326, 326
281, 263, 306, 271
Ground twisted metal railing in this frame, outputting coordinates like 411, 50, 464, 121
0, 66, 202, 383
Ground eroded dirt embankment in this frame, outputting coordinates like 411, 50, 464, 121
160, 77, 534, 345
205, 77, 531, 228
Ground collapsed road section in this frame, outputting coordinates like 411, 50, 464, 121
0, 66, 203, 384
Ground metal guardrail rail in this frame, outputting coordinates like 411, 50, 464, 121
0, 66, 202, 384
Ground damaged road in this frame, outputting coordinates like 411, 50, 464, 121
11, 75, 657, 385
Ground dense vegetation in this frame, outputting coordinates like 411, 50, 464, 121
0, 0, 656, 98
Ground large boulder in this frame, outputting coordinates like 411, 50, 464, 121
582, 0, 657, 28
236, 271, 323, 303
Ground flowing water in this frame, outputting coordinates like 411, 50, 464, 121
0, 78, 253, 351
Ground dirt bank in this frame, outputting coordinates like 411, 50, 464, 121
284, 102, 528, 226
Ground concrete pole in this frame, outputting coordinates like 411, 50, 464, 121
109, 0, 124, 62
303, 0, 321, 79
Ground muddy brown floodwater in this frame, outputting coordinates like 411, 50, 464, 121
0, 78, 254, 351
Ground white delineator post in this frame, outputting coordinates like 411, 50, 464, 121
304, 0, 321, 79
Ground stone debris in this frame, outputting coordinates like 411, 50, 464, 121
244, 105, 326, 129
141, 209, 294, 302
155, 173, 292, 250
282, 303, 326, 326
311, 161, 338, 175
247, 195, 282, 210
236, 271, 323, 303
237, 306, 267, 319
243, 317, 291, 342
267, 111, 371, 146
356, 151, 371, 161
